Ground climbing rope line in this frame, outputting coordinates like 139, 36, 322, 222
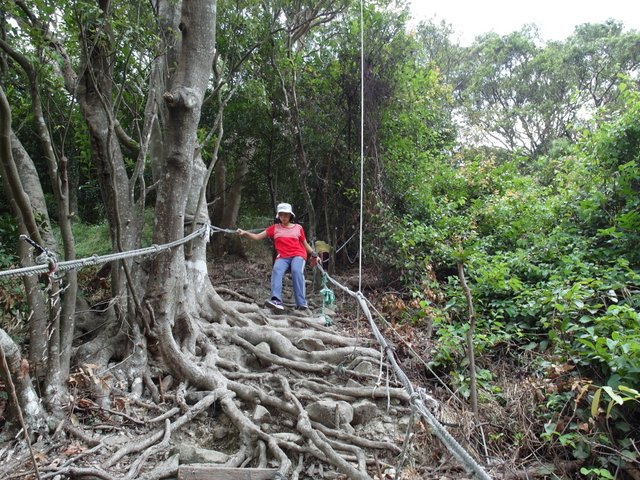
358, 0, 365, 293
363, 296, 465, 408
316, 265, 493, 480
335, 231, 357, 254
0, 224, 216, 280
346, 4, 491, 476
0, 224, 267, 281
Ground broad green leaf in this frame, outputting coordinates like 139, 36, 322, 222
603, 386, 624, 405
617, 385, 639, 396
591, 388, 601, 418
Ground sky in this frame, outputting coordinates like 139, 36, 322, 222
407, 0, 640, 45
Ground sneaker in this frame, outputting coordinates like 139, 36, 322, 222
295, 305, 310, 311
265, 298, 285, 311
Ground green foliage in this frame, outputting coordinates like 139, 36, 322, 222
579, 467, 615, 480
0, 214, 19, 267
64, 209, 155, 258
372, 75, 640, 473
591, 384, 640, 419
67, 220, 112, 258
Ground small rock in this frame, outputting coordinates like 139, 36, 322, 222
255, 342, 272, 367
178, 444, 229, 464
351, 399, 379, 425
346, 379, 362, 388
306, 400, 353, 427
295, 337, 325, 351
353, 360, 377, 376
210, 424, 229, 440
253, 405, 272, 423
217, 345, 247, 369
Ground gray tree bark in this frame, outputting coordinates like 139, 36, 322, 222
0, 327, 47, 435
9, 133, 53, 375
1, 28, 79, 407
145, 0, 217, 315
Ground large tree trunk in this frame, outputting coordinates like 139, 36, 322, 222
222, 139, 253, 229
64, 2, 153, 406
9, 133, 54, 375
145, 0, 217, 343
75, 2, 141, 319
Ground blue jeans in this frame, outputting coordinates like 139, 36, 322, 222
271, 256, 307, 307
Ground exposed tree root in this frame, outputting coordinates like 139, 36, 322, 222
1, 261, 494, 480
0, 292, 419, 479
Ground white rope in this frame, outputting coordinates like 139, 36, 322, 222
0, 223, 272, 281
317, 265, 493, 480
347, 14, 489, 474
0, 224, 212, 280
358, 0, 365, 293
335, 231, 357, 254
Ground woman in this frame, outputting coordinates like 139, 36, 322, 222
237, 203, 318, 311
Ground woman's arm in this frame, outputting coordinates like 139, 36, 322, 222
237, 229, 268, 241
302, 239, 317, 256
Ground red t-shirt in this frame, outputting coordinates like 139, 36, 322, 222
265, 224, 308, 259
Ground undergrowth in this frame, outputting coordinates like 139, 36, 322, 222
370, 90, 640, 478
0, 211, 156, 333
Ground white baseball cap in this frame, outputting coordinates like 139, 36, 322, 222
276, 202, 295, 219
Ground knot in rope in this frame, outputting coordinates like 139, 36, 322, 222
202, 223, 213, 242
21, 235, 58, 277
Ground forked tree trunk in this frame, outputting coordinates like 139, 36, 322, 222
211, 140, 253, 255
144, 0, 217, 359
10, 133, 54, 375
0, 87, 47, 435
212, 155, 226, 226
222, 140, 253, 229
75, 2, 142, 320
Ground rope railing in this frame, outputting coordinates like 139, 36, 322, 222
0, 224, 269, 281
317, 264, 493, 480
0, 224, 213, 280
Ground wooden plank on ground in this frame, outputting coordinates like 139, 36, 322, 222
177, 465, 278, 480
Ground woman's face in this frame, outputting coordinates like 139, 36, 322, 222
278, 212, 292, 224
